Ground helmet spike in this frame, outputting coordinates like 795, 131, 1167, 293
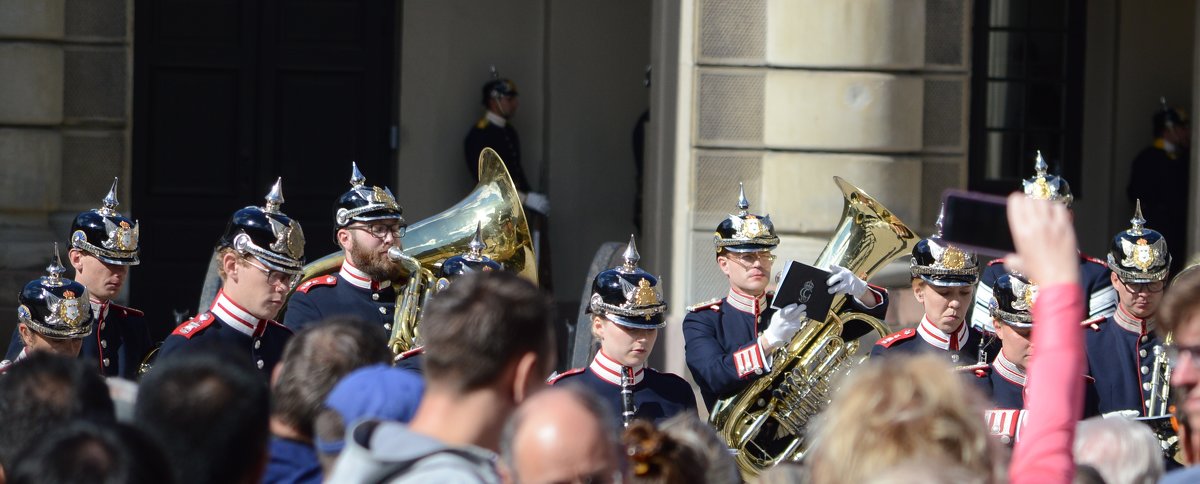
349, 162, 366, 188
620, 234, 641, 273
1130, 199, 1147, 235
99, 177, 120, 216
1034, 150, 1048, 177
466, 222, 487, 261
489, 65, 499, 80
934, 203, 946, 236
264, 177, 285, 214
46, 242, 66, 285
736, 182, 750, 217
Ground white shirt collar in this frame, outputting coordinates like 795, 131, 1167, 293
994, 351, 1026, 387
917, 316, 969, 351
90, 298, 109, 323
209, 290, 266, 338
485, 110, 507, 128
1113, 304, 1154, 335
339, 260, 384, 291
589, 350, 645, 386
726, 288, 767, 315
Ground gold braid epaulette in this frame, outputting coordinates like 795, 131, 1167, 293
686, 298, 722, 312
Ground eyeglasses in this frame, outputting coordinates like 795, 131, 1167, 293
723, 251, 777, 267
1120, 279, 1166, 294
1166, 345, 1200, 372
242, 258, 302, 288
348, 223, 406, 241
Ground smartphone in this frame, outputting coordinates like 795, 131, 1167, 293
938, 190, 1014, 259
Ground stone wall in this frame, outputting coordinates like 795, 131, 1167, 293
0, 0, 131, 341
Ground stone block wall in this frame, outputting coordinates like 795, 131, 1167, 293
0, 0, 131, 341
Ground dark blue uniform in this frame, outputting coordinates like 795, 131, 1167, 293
283, 264, 398, 336
1085, 306, 1163, 416
157, 291, 293, 377
5, 300, 151, 379
463, 113, 531, 192
549, 352, 697, 429
973, 352, 1101, 417
971, 256, 1115, 333
870, 317, 998, 367
683, 287, 889, 411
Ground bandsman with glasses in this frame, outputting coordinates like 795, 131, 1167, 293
283, 163, 406, 335
682, 184, 888, 411
1159, 266, 1200, 478
1084, 201, 1172, 416
157, 179, 305, 377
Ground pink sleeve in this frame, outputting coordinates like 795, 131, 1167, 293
1009, 283, 1085, 484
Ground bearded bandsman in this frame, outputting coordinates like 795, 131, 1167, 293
549, 235, 696, 429
970, 151, 1115, 333
1085, 201, 1173, 416
682, 184, 888, 411
871, 235, 998, 368
157, 179, 303, 377
284, 163, 405, 336
1, 245, 94, 372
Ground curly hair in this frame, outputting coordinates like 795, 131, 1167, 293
806, 353, 1004, 484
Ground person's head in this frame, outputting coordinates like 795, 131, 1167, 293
270, 317, 392, 439
482, 75, 519, 118
501, 386, 620, 484
0, 352, 115, 472
135, 349, 269, 484
1022, 151, 1074, 209
1153, 104, 1190, 147
1160, 267, 1200, 431
435, 223, 502, 292
216, 178, 305, 320
420, 270, 556, 400
589, 236, 667, 367
714, 183, 780, 296
622, 413, 740, 484
313, 364, 425, 472
807, 354, 1000, 484
333, 162, 406, 282
1073, 416, 1163, 484
909, 237, 979, 332
16, 247, 94, 358
67, 177, 140, 301
990, 272, 1037, 369
1107, 202, 1170, 320
7, 420, 174, 484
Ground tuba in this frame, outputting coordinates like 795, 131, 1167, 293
709, 177, 918, 478
287, 148, 537, 355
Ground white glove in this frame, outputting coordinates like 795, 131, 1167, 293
524, 192, 550, 215
761, 303, 806, 350
1101, 410, 1141, 419
827, 264, 870, 301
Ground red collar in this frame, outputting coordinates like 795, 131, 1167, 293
1113, 304, 1154, 335
339, 260, 386, 291
726, 288, 767, 316
994, 351, 1026, 387
210, 290, 268, 337
588, 350, 645, 386
917, 316, 969, 351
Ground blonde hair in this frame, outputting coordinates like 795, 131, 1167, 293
807, 353, 1002, 484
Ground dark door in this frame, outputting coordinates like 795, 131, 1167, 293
132, 0, 396, 339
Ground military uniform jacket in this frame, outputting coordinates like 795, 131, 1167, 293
871, 316, 998, 367
157, 290, 293, 377
683, 286, 889, 411
549, 351, 697, 429
463, 112, 531, 192
5, 299, 151, 379
1084, 306, 1163, 416
971, 255, 1115, 333
283, 261, 398, 336
973, 351, 1100, 418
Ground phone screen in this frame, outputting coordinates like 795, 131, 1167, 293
939, 190, 1015, 258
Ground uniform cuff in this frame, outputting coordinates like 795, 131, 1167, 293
735, 341, 768, 379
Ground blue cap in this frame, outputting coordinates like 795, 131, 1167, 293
315, 364, 424, 454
